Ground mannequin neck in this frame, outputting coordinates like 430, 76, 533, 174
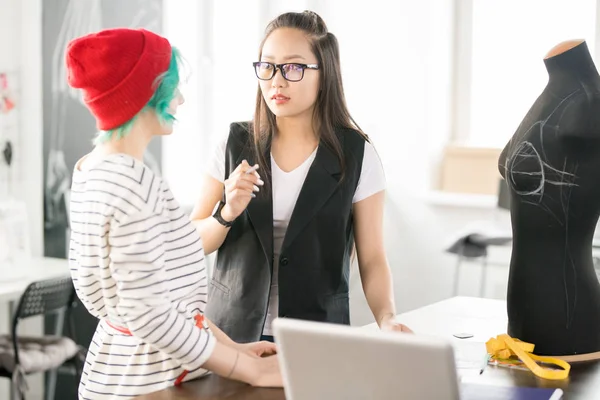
544, 41, 600, 83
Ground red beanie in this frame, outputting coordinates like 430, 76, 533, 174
66, 28, 172, 131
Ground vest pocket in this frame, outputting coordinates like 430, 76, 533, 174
325, 292, 350, 324
210, 279, 230, 295
327, 292, 349, 301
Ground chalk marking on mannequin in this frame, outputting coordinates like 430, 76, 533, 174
507, 142, 545, 199
508, 144, 579, 328
565, 246, 578, 329
503, 89, 581, 195
559, 162, 571, 327
560, 160, 578, 329
502, 85, 594, 332
503, 89, 581, 166
503, 137, 578, 231
539, 89, 582, 160
506, 143, 578, 199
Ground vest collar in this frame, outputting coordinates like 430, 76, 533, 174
234, 131, 345, 258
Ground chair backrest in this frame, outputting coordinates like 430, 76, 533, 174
9, 275, 78, 376
13, 275, 75, 322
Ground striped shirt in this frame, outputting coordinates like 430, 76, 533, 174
69, 153, 216, 399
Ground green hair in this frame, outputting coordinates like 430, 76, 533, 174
93, 46, 183, 145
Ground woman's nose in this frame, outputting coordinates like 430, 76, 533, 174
271, 67, 287, 87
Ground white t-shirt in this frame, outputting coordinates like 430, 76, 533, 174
207, 137, 386, 335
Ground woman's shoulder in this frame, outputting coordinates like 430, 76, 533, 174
334, 125, 370, 156
86, 154, 168, 217
220, 121, 254, 158
336, 125, 369, 143
228, 121, 253, 142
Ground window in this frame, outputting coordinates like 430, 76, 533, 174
163, 0, 264, 205
456, 0, 598, 148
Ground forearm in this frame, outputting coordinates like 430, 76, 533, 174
361, 261, 397, 327
206, 318, 238, 348
203, 341, 256, 384
191, 216, 230, 255
116, 299, 216, 371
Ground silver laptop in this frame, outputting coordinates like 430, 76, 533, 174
273, 318, 460, 400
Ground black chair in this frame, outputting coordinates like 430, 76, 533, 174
0, 276, 84, 400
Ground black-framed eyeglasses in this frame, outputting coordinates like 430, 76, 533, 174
253, 62, 319, 82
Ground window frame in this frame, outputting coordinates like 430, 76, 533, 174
450, 0, 600, 147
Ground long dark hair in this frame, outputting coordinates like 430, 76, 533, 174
251, 10, 368, 187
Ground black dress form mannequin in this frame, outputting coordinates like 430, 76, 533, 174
499, 40, 600, 358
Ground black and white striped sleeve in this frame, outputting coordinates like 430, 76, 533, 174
108, 209, 216, 371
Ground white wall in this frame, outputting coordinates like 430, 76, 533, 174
162, 0, 205, 203
0, 0, 20, 71
0, 0, 43, 258
163, 0, 267, 203
0, 0, 44, 397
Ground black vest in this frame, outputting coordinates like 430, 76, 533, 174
205, 122, 366, 343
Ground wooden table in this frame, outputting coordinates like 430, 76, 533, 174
136, 297, 600, 400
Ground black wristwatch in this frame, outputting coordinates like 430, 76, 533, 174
212, 201, 234, 227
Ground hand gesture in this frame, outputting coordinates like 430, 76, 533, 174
221, 160, 263, 221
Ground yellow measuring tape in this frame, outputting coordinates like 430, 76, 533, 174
485, 334, 571, 380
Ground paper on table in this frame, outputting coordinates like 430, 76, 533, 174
453, 341, 487, 369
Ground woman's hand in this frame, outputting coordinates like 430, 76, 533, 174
207, 343, 282, 387
237, 340, 277, 358
380, 314, 413, 333
250, 354, 283, 387
221, 160, 263, 221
